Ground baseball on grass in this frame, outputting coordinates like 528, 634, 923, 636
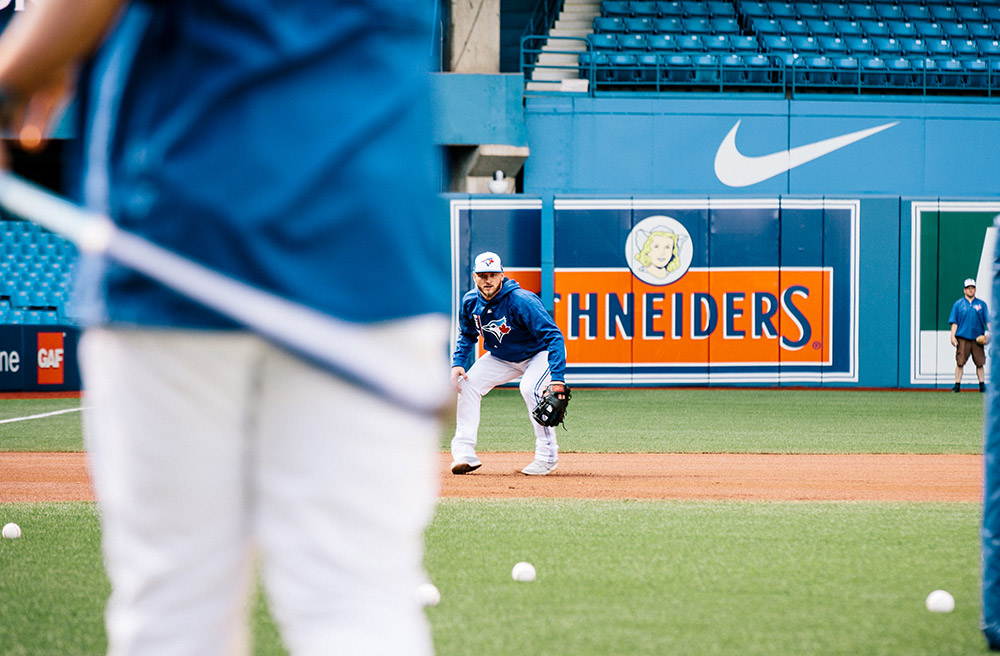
511, 561, 536, 582
416, 583, 440, 607
925, 589, 955, 613
2, 522, 21, 539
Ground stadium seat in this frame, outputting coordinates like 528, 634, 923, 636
937, 58, 964, 88
900, 38, 928, 57
635, 52, 661, 82
845, 36, 875, 55
824, 4, 850, 21
872, 37, 902, 57
890, 22, 917, 39
861, 21, 890, 38
848, 3, 877, 21
952, 39, 979, 58
805, 55, 834, 85
676, 33, 705, 50
926, 39, 953, 57
588, 33, 620, 50
608, 53, 639, 81
780, 19, 810, 35
985, 7, 1000, 23
875, 4, 904, 22
762, 34, 793, 53
631, 1, 659, 18
835, 20, 864, 37
647, 33, 678, 50
8, 310, 24, 325
619, 33, 649, 50
886, 57, 913, 86
738, 1, 769, 18
603, 0, 631, 17
796, 4, 824, 19
594, 16, 626, 33
579, 51, 609, 78
914, 22, 944, 40
928, 5, 957, 23
791, 35, 821, 54
710, 17, 740, 34
731, 35, 760, 52
956, 5, 984, 24
807, 19, 837, 37
624, 17, 654, 33
752, 18, 782, 35
991, 60, 1000, 89
969, 24, 996, 40
942, 23, 969, 40
769, 3, 796, 19
662, 53, 693, 81
682, 17, 712, 33
978, 39, 1000, 58
744, 54, 771, 82
818, 36, 848, 55
901, 5, 931, 23
652, 17, 683, 33
707, 1, 735, 17
833, 56, 860, 85
720, 54, 745, 84
691, 53, 719, 84
704, 34, 732, 52
964, 58, 988, 88
681, 0, 709, 16
656, 0, 684, 17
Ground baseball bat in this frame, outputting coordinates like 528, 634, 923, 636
0, 171, 449, 417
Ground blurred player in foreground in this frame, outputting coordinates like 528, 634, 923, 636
0, 1, 449, 654
949, 277, 990, 393
450, 251, 568, 475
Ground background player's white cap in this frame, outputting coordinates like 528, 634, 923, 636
965, 278, 977, 288
474, 251, 503, 273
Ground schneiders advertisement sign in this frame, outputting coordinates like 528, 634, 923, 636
452, 198, 859, 385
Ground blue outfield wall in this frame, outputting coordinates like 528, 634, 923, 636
0, 325, 81, 392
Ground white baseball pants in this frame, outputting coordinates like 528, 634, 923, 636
450, 350, 558, 464
80, 323, 447, 656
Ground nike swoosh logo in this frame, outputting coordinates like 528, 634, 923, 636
714, 120, 898, 187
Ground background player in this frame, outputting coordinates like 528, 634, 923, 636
0, 1, 448, 654
451, 251, 568, 476
949, 277, 990, 392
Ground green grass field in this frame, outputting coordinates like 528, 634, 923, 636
0, 389, 989, 655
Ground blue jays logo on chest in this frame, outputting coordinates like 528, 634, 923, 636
476, 314, 512, 343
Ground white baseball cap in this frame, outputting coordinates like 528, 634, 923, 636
474, 251, 503, 273
965, 278, 977, 288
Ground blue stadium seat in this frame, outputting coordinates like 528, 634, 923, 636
942, 23, 969, 40
985, 7, 1000, 23
603, 0, 631, 17
886, 57, 913, 86
691, 53, 719, 84
791, 35, 821, 54
607, 53, 639, 81
952, 39, 979, 58
964, 58, 988, 88
653, 16, 683, 33
969, 24, 996, 40
589, 33, 620, 50
872, 37, 902, 57
8, 310, 25, 325
682, 17, 712, 33
594, 16, 626, 33
732, 35, 760, 52
769, 3, 796, 19
805, 55, 834, 85
979, 39, 1000, 58
677, 33, 705, 50
780, 19, 810, 35
704, 34, 732, 52
861, 21, 890, 38
720, 54, 745, 84
577, 51, 598, 82
40, 311, 59, 325
624, 17, 655, 32
824, 4, 850, 21
928, 4, 957, 23
849, 3, 877, 21
663, 53, 694, 81
833, 55, 860, 85
818, 35, 848, 55
908, 58, 937, 88
707, 1, 735, 17
991, 60, 1000, 88
937, 58, 964, 87
619, 33, 649, 50
845, 36, 874, 55
744, 54, 771, 82
900, 38, 928, 57
914, 22, 944, 40
835, 20, 864, 37
807, 19, 837, 37
710, 17, 740, 34
890, 22, 917, 39
762, 34, 793, 52
635, 52, 661, 82
631, 1, 659, 17
656, 1, 684, 17
901, 5, 931, 23
875, 4, 904, 22
679, 0, 707, 16
926, 38, 953, 57
796, 4, 824, 20
956, 5, 984, 24
752, 17, 782, 35
648, 33, 678, 50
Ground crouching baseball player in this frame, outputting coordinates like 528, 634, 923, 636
451, 251, 570, 476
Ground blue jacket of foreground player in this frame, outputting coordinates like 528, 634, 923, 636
70, 0, 447, 327
452, 278, 567, 381
948, 296, 990, 340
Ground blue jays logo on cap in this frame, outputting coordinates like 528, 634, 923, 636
474, 251, 503, 273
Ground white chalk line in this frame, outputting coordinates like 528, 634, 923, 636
0, 407, 85, 424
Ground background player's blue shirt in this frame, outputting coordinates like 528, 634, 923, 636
452, 279, 567, 381
949, 296, 990, 340
71, 0, 448, 327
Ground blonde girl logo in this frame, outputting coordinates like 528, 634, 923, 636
625, 215, 693, 285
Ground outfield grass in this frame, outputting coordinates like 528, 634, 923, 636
0, 500, 985, 655
0, 398, 84, 452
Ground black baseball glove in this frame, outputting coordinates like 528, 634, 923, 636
532, 382, 571, 427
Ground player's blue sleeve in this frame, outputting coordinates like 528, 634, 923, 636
947, 300, 959, 325
518, 291, 568, 381
451, 297, 479, 368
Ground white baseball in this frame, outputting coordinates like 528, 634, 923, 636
925, 589, 955, 613
416, 582, 440, 607
511, 561, 536, 582
2, 522, 21, 539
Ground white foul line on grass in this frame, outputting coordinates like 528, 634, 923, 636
0, 407, 85, 424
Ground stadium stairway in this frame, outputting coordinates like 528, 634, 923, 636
526, 0, 601, 91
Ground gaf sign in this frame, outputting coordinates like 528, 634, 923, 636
0, 325, 80, 391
